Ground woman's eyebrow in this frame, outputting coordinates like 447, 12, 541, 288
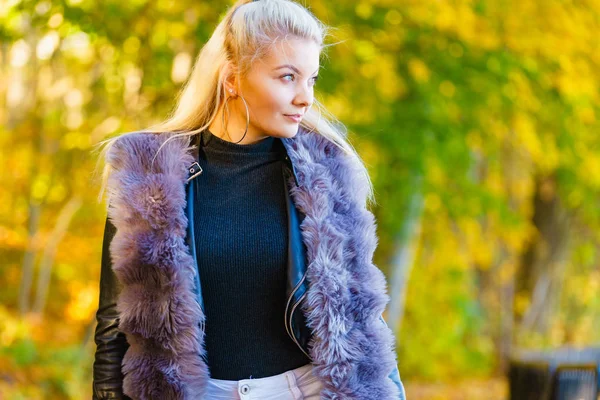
273, 64, 320, 75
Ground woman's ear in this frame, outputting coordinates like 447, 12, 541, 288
223, 64, 239, 97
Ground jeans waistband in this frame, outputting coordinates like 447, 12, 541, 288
206, 363, 314, 396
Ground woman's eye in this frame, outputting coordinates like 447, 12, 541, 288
280, 74, 319, 85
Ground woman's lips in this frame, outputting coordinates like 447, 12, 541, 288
284, 114, 302, 122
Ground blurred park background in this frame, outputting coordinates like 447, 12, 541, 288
1, 0, 599, 398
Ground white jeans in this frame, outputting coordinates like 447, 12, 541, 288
204, 363, 324, 399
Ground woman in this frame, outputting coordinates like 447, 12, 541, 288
92, 0, 406, 399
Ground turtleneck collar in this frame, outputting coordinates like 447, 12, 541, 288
200, 129, 278, 154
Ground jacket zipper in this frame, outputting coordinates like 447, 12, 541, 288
284, 271, 311, 359
289, 291, 310, 358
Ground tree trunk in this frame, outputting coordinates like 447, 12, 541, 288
516, 173, 572, 339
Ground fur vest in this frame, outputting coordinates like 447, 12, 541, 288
105, 126, 403, 399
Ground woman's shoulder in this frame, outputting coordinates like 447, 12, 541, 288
106, 130, 194, 174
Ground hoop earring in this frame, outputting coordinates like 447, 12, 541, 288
222, 90, 250, 144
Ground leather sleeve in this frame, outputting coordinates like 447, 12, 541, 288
92, 216, 131, 400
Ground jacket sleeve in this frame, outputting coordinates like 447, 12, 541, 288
92, 216, 131, 400
379, 315, 407, 400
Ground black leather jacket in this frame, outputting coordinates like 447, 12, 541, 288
92, 141, 405, 399
93, 151, 312, 399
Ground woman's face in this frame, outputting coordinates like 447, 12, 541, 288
219, 37, 320, 144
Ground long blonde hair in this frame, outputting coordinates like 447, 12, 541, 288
93, 0, 376, 206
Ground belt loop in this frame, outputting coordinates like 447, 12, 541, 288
285, 370, 297, 388
285, 371, 302, 400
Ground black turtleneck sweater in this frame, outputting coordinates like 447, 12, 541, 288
193, 129, 311, 380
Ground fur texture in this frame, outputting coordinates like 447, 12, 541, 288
105, 127, 400, 399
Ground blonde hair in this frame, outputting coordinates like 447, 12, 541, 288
93, 0, 376, 207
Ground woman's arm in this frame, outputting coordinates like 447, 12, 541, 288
92, 216, 131, 400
